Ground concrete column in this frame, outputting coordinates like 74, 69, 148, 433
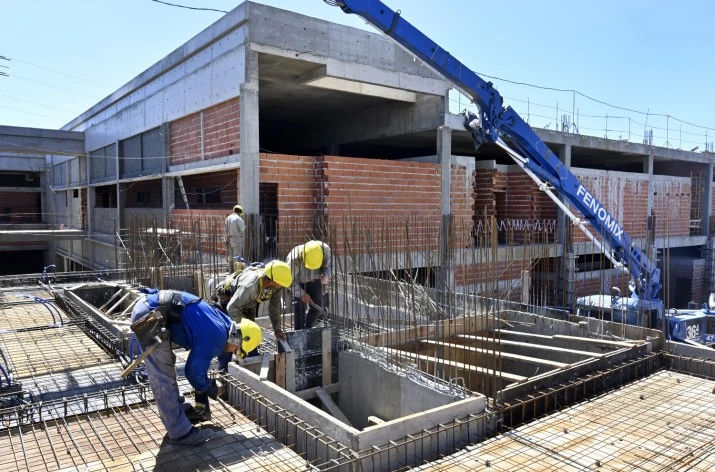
702, 163, 713, 236
437, 126, 453, 325
555, 144, 574, 309
240, 50, 261, 260
239, 50, 260, 216
87, 186, 95, 237
437, 126, 452, 216
644, 151, 654, 216
162, 176, 175, 227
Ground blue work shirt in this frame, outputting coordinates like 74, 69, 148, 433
142, 290, 231, 393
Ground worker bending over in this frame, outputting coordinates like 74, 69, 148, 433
215, 260, 292, 370
287, 240, 332, 329
130, 289, 262, 447
224, 204, 245, 272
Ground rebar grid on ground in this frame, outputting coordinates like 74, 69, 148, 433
409, 369, 715, 472
0, 392, 311, 471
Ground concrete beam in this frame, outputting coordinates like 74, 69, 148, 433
384, 347, 527, 383
0, 126, 84, 155
0, 154, 45, 172
0, 229, 85, 242
420, 339, 568, 369
457, 334, 607, 363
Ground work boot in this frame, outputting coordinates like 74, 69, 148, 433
169, 427, 213, 447
185, 403, 211, 423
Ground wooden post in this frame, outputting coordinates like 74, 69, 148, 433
275, 352, 286, 388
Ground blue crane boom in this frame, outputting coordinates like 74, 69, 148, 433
324, 0, 662, 310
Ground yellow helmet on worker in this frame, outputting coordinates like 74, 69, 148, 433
264, 260, 292, 287
227, 319, 262, 358
233, 204, 243, 215
302, 241, 324, 270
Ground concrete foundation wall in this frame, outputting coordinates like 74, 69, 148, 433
338, 350, 463, 430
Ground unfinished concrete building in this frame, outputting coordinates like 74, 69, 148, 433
1, 2, 714, 470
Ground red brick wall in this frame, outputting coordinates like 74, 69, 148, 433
567, 169, 690, 243
169, 114, 201, 166
0, 191, 41, 223
204, 100, 240, 160
652, 178, 691, 237
169, 98, 240, 166
259, 153, 316, 252
451, 163, 475, 230
323, 155, 442, 252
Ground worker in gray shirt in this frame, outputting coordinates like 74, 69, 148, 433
215, 260, 292, 346
224, 204, 245, 272
287, 240, 332, 329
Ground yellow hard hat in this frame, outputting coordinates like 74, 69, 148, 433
233, 204, 243, 214
228, 319, 262, 358
303, 241, 324, 270
264, 260, 292, 287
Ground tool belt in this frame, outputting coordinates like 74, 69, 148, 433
130, 307, 169, 346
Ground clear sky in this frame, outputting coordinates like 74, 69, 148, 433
2, 0, 715, 151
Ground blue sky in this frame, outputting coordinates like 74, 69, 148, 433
2, 0, 714, 150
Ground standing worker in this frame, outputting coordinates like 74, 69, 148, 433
225, 204, 245, 272
287, 240, 331, 330
214, 260, 292, 367
130, 288, 262, 446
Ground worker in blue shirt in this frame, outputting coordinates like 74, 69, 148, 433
130, 288, 262, 447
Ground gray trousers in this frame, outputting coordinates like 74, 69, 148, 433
131, 298, 193, 440
227, 238, 243, 272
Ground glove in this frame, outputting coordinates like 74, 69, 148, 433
205, 381, 219, 400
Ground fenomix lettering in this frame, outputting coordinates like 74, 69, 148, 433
576, 185, 624, 243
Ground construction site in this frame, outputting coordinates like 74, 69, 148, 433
1, 1, 715, 470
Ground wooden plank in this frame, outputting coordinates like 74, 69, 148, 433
315, 387, 352, 426
259, 353, 271, 381
293, 382, 341, 400
275, 352, 286, 389
421, 339, 568, 369
383, 347, 526, 383
322, 329, 332, 386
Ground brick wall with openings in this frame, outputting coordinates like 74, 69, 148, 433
0, 191, 41, 224
174, 170, 239, 210
169, 98, 240, 166
124, 179, 163, 208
